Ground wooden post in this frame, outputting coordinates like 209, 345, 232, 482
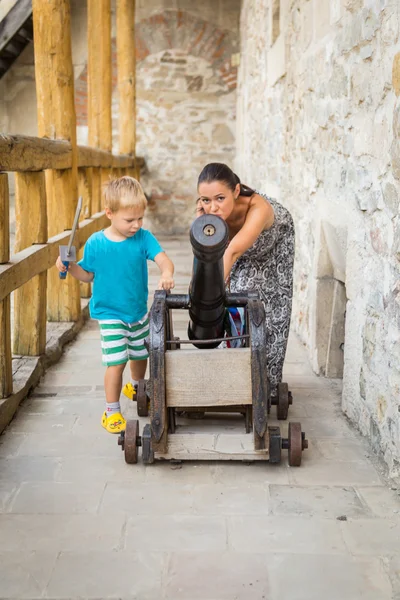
117, 0, 136, 157
78, 167, 92, 298
88, 0, 112, 152
32, 0, 81, 322
13, 172, 48, 356
91, 168, 102, 214
0, 174, 12, 398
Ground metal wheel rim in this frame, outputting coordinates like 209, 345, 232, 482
124, 419, 139, 464
137, 379, 149, 417
288, 421, 302, 467
277, 382, 289, 420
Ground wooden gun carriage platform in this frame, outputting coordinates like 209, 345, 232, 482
118, 215, 308, 466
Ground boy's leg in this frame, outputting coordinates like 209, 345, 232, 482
101, 362, 127, 433
104, 363, 126, 403
99, 319, 130, 433
123, 316, 150, 400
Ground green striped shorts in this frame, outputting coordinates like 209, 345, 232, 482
99, 317, 149, 366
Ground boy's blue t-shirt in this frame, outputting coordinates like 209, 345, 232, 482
78, 229, 163, 323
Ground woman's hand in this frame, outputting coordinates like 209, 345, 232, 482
195, 199, 205, 217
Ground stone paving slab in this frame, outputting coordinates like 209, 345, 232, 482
0, 235, 399, 599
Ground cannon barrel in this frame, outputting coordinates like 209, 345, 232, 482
188, 214, 229, 349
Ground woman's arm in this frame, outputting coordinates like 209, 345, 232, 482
223, 195, 274, 280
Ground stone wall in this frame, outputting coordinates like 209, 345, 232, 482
75, 0, 241, 233
237, 0, 400, 476
0, 0, 240, 234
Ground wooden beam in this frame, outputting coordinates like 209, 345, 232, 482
13, 172, 48, 356
88, 0, 112, 152
154, 433, 269, 461
0, 213, 109, 302
117, 0, 136, 156
0, 174, 9, 264
33, 0, 80, 321
0, 135, 72, 171
91, 167, 102, 214
0, 295, 12, 398
0, 0, 32, 53
78, 146, 135, 169
0, 174, 12, 397
0, 135, 138, 172
165, 348, 252, 407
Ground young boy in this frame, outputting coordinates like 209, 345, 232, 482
56, 176, 174, 433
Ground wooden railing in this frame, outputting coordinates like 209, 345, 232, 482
0, 0, 138, 431
0, 134, 143, 407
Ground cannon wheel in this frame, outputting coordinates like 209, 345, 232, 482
288, 422, 302, 467
142, 424, 154, 464
137, 379, 149, 417
124, 419, 139, 464
277, 382, 289, 420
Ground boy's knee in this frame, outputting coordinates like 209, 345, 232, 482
106, 363, 126, 373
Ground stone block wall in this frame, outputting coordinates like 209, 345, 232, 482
237, 0, 400, 476
74, 1, 241, 233
0, 0, 240, 234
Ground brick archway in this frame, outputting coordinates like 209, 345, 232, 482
75, 9, 238, 126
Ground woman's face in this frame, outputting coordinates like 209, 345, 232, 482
197, 181, 239, 221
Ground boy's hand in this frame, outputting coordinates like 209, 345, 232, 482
56, 256, 68, 273
158, 273, 175, 291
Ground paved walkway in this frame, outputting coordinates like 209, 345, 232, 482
0, 236, 399, 599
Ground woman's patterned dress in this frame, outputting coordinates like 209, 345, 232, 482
229, 194, 295, 398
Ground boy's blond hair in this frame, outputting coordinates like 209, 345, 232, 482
103, 176, 147, 212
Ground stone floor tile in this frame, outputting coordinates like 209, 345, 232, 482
0, 433, 27, 459
314, 438, 373, 461
193, 483, 270, 515
267, 554, 393, 600
0, 457, 60, 482
0, 481, 18, 512
15, 431, 118, 458
7, 413, 77, 434
144, 461, 215, 484
269, 484, 370, 518
125, 514, 227, 552
228, 515, 347, 555
293, 416, 351, 438
46, 551, 165, 599
56, 456, 146, 483
8, 481, 105, 514
0, 513, 125, 552
289, 458, 383, 486
0, 551, 57, 599
164, 551, 270, 600
100, 482, 194, 515
385, 556, 400, 600
356, 485, 400, 518
211, 462, 290, 485
340, 518, 400, 556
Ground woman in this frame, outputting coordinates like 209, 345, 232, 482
196, 163, 295, 400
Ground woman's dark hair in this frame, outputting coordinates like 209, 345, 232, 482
197, 163, 255, 197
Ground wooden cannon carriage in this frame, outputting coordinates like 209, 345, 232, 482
118, 215, 308, 466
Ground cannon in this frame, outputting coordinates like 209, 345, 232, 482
118, 214, 308, 466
